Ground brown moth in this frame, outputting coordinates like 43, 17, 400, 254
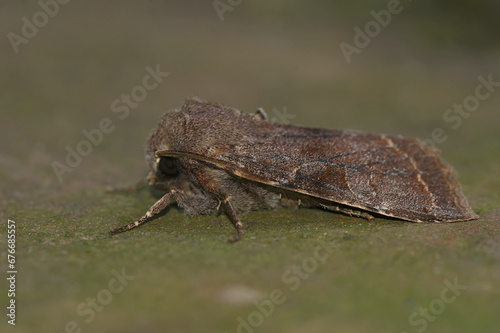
109, 98, 478, 242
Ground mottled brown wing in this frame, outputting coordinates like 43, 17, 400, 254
157, 124, 477, 222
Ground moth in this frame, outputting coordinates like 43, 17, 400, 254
109, 98, 478, 242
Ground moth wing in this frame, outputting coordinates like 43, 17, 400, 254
156, 126, 477, 222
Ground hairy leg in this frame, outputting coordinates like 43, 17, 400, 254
318, 203, 374, 221
221, 198, 244, 243
109, 190, 174, 235
105, 176, 148, 194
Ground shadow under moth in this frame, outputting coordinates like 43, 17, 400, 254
109, 98, 478, 242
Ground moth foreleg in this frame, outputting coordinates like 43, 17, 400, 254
221, 198, 244, 243
318, 203, 375, 221
109, 190, 174, 235
105, 176, 147, 194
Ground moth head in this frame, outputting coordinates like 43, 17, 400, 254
155, 156, 179, 179
145, 109, 180, 183
146, 155, 180, 189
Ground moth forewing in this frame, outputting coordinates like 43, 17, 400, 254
155, 141, 477, 224
109, 98, 478, 242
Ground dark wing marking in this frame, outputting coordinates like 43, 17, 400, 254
157, 125, 477, 222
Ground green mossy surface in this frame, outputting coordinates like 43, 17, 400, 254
1, 2, 499, 332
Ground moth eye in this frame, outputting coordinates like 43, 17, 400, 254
157, 157, 179, 178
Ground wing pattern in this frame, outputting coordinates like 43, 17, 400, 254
209, 126, 476, 222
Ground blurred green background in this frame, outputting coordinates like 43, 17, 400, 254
1, 1, 499, 332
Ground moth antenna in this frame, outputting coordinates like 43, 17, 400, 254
109, 190, 174, 235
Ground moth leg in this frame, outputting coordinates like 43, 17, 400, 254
221, 198, 244, 243
254, 108, 268, 121
105, 176, 147, 194
318, 203, 375, 221
109, 190, 174, 235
